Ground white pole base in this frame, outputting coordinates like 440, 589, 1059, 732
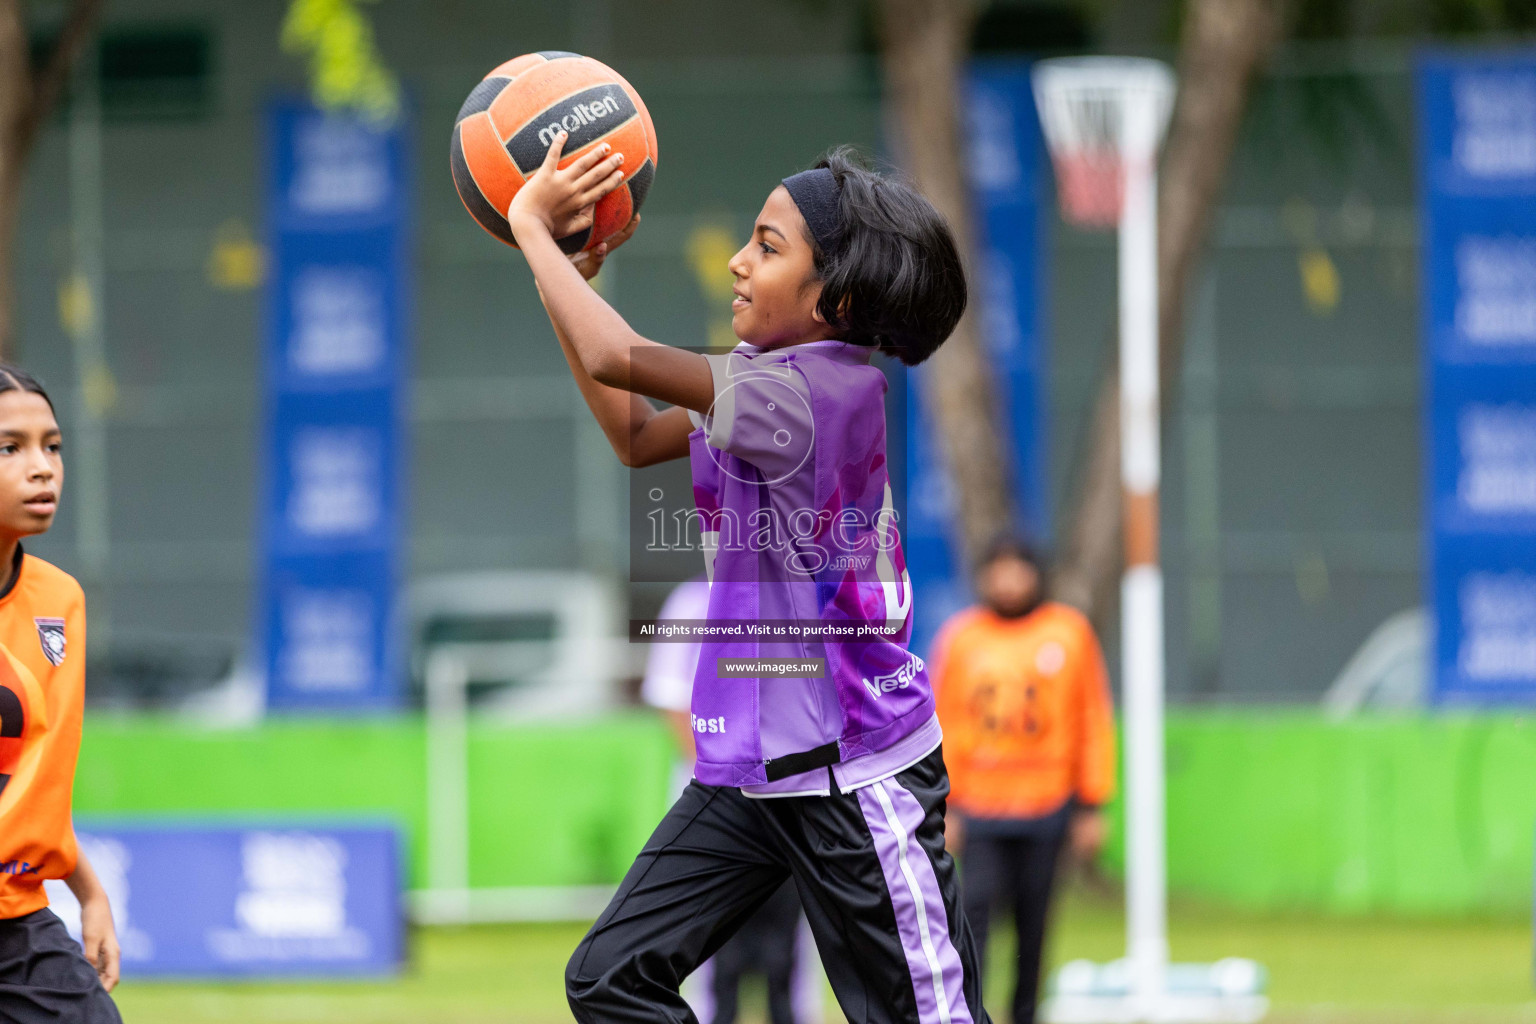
1043, 959, 1269, 1024
1041, 994, 1269, 1024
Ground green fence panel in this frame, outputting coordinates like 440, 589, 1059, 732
1156, 713, 1536, 916
72, 714, 677, 890
69, 711, 1536, 914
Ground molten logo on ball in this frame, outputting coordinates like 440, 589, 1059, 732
537, 94, 623, 149
451, 52, 659, 252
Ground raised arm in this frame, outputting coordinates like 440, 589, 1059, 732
540, 239, 693, 467
507, 132, 715, 415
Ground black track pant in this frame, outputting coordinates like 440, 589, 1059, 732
567, 746, 991, 1024
959, 823, 1067, 1024
0, 909, 122, 1024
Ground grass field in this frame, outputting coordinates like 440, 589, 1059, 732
112, 887, 1534, 1023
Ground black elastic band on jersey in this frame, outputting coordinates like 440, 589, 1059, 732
781, 168, 843, 255
763, 740, 841, 782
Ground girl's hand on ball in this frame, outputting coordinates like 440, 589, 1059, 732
571, 215, 641, 281
507, 131, 626, 241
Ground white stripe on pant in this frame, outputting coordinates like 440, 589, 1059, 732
858, 778, 974, 1024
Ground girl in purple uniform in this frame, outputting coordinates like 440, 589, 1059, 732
509, 134, 986, 1024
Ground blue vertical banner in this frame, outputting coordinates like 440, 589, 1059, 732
1419, 52, 1536, 705
260, 101, 410, 711
906, 62, 1049, 656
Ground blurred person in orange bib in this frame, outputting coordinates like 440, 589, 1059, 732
932, 538, 1115, 1024
0, 366, 121, 1024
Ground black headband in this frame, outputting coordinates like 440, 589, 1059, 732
781, 168, 843, 254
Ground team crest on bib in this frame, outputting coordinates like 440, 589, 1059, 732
34, 617, 65, 666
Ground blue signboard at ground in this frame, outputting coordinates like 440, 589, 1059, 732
44, 824, 402, 977
906, 62, 1049, 656
259, 101, 410, 710
1419, 52, 1536, 704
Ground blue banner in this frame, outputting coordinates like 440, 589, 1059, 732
906, 62, 1049, 656
1419, 52, 1536, 704
44, 824, 403, 977
259, 101, 410, 711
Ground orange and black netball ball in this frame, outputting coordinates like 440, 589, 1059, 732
450, 51, 659, 253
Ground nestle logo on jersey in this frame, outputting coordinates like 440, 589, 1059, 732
537, 95, 623, 148
861, 656, 924, 699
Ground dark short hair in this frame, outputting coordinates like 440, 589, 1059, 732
0, 364, 53, 412
795, 147, 967, 366
976, 534, 1048, 575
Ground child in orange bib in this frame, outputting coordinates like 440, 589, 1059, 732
0, 366, 120, 1023
931, 537, 1115, 1024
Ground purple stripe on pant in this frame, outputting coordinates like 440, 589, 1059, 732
857, 778, 975, 1024
684, 956, 715, 1022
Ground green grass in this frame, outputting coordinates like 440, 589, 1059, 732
112, 887, 1535, 1023
113, 921, 585, 1024
1036, 890, 1536, 1023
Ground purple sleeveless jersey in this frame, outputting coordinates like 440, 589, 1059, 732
685, 340, 938, 792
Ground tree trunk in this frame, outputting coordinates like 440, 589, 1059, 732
0, 0, 106, 358
875, 0, 1016, 571
1053, 0, 1284, 616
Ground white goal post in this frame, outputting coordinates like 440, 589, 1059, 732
1032, 57, 1267, 1024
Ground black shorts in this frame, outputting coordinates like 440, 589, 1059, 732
0, 909, 122, 1024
